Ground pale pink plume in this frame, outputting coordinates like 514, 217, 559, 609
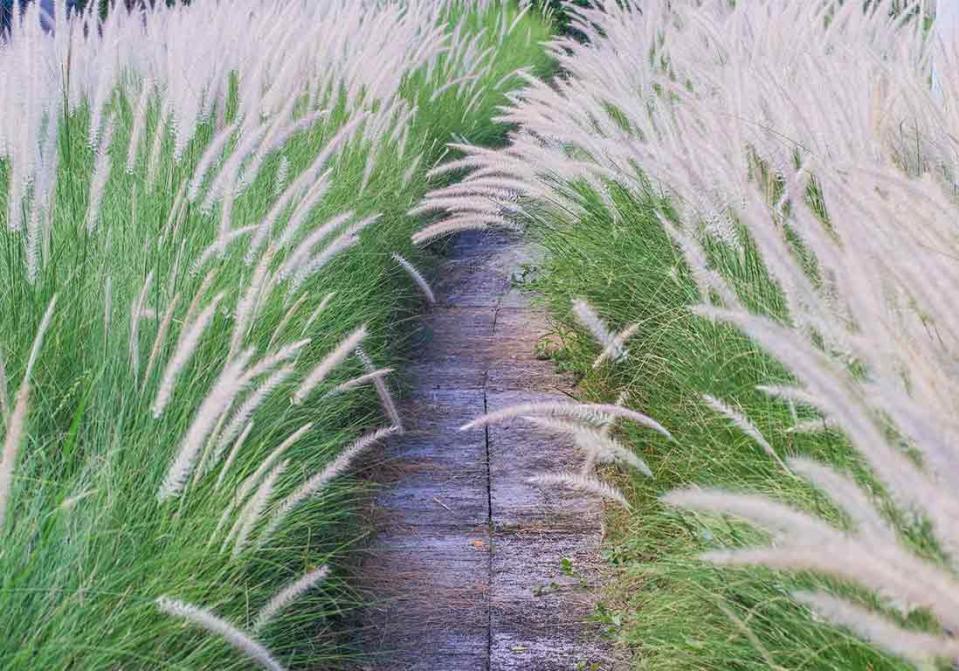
152, 293, 224, 418
0, 295, 56, 531
259, 426, 397, 545
157, 350, 253, 501
356, 348, 403, 433
253, 566, 329, 632
528, 471, 630, 509
461, 401, 671, 440
292, 325, 367, 405
391, 252, 435, 304
155, 597, 286, 671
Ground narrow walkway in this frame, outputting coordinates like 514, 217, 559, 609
357, 231, 613, 670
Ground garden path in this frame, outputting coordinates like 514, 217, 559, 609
356, 230, 615, 670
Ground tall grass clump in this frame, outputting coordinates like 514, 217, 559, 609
0, 1, 549, 667
414, 0, 959, 667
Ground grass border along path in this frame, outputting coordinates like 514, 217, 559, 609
0, 2, 550, 669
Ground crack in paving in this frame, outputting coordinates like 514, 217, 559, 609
356, 231, 616, 670
484, 297, 499, 669
483, 388, 493, 669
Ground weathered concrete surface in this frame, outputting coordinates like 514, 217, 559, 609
356, 231, 617, 670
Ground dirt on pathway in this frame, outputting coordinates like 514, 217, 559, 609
356, 230, 616, 670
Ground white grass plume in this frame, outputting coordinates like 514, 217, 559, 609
188, 121, 239, 202
274, 176, 336, 250
702, 394, 792, 476
142, 293, 182, 392
102, 276, 113, 335
461, 401, 671, 439
277, 212, 352, 279
152, 293, 223, 418
126, 80, 153, 173
600, 390, 630, 438
259, 426, 397, 545
146, 102, 169, 187
391, 252, 435, 303
155, 597, 286, 671
25, 296, 57, 383
292, 325, 367, 405
216, 366, 294, 460
183, 270, 217, 327
232, 460, 285, 557
571, 299, 638, 367
234, 423, 313, 506
326, 367, 394, 397
787, 457, 895, 542
0, 294, 58, 527
286, 216, 379, 294
128, 272, 154, 383
788, 418, 838, 434
192, 226, 258, 275
528, 471, 630, 509
411, 217, 491, 246
572, 299, 618, 355
356, 348, 403, 433
230, 248, 275, 357
215, 420, 255, 492
158, 350, 253, 501
253, 565, 329, 633
0, 355, 8, 418
754, 385, 823, 411
592, 322, 640, 369
198, 358, 299, 483
521, 416, 652, 477
0, 383, 30, 531
242, 339, 310, 382
274, 156, 290, 196
793, 591, 959, 665
85, 114, 116, 233
301, 292, 336, 336
662, 486, 959, 634
161, 182, 189, 243
268, 294, 309, 349
287, 234, 362, 297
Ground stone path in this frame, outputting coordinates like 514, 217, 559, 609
356, 231, 615, 670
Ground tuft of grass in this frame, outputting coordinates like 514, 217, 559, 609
529, 188, 908, 670
0, 1, 551, 668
